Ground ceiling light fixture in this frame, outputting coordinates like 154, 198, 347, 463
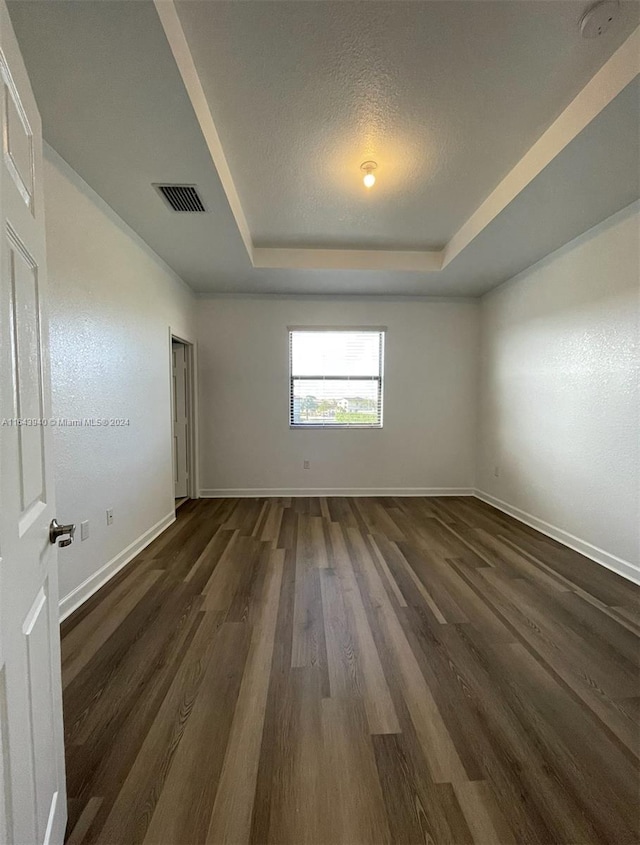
360, 160, 377, 188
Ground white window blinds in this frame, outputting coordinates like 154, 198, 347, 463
289, 328, 385, 428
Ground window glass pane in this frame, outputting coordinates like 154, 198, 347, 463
292, 378, 380, 425
291, 331, 381, 377
289, 329, 384, 427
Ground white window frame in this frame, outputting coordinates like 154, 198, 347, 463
288, 326, 386, 430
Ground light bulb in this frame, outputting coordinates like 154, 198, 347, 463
360, 160, 377, 189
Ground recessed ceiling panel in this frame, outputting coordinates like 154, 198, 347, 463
174, 0, 640, 251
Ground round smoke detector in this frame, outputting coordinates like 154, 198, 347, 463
580, 0, 620, 38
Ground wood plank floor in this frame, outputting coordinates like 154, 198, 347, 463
61, 496, 640, 845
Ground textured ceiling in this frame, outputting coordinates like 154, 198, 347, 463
6, 0, 640, 296
175, 0, 639, 250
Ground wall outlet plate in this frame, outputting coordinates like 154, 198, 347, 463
80, 520, 89, 540
303, 460, 310, 469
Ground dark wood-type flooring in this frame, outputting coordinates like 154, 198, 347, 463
61, 496, 640, 845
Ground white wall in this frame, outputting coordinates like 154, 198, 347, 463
44, 147, 196, 616
477, 202, 640, 581
196, 297, 479, 495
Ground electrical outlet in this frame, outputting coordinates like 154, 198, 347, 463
303, 460, 310, 470
80, 520, 90, 540
494, 466, 500, 478
106, 508, 114, 526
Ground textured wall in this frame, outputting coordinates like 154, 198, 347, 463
477, 201, 640, 573
44, 148, 196, 605
196, 297, 479, 494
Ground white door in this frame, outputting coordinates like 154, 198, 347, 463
172, 341, 189, 499
0, 3, 68, 844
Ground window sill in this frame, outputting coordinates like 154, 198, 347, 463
289, 424, 383, 430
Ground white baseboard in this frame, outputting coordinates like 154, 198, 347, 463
474, 489, 640, 586
58, 511, 176, 622
199, 487, 475, 498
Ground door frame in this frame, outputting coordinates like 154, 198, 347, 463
169, 330, 198, 505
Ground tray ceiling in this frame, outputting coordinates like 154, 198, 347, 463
7, 0, 640, 294
173, 0, 638, 252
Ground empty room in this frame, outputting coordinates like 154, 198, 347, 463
0, 1, 638, 843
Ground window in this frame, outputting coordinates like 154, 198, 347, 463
289, 328, 385, 428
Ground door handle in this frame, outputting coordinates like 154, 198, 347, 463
49, 519, 75, 548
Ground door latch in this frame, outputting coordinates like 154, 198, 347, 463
49, 519, 76, 548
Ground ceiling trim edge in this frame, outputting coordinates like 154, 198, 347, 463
154, 0, 254, 258
153, 2, 639, 273
443, 23, 640, 268
251, 247, 443, 272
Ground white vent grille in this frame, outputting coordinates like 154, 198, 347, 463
154, 184, 206, 212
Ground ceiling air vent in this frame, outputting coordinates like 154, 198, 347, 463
154, 184, 206, 212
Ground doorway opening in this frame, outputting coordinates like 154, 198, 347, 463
170, 335, 196, 510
